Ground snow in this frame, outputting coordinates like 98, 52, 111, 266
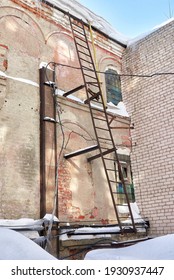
128, 18, 174, 47
118, 202, 145, 225
85, 234, 174, 260
60, 226, 120, 241
60, 203, 145, 241
42, 1, 174, 48
117, 147, 130, 156
0, 218, 43, 230
39, 62, 54, 70
55, 87, 129, 117
0, 228, 57, 260
43, 213, 59, 222
0, 70, 39, 87
44, 0, 129, 45
107, 101, 129, 117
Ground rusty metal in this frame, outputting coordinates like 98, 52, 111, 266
64, 145, 99, 159
39, 67, 58, 218
68, 16, 136, 233
39, 68, 46, 218
63, 85, 85, 97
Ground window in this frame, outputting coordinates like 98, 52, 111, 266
117, 183, 135, 204
115, 160, 135, 204
105, 68, 122, 105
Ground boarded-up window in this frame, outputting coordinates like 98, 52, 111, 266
105, 69, 122, 105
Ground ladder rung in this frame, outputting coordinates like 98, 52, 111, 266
103, 157, 115, 161
95, 127, 109, 131
100, 146, 110, 150
86, 82, 99, 86
80, 57, 92, 64
98, 136, 112, 141
87, 147, 116, 162
76, 42, 89, 50
87, 88, 99, 96
74, 36, 88, 43
83, 67, 95, 73
73, 29, 85, 36
106, 168, 115, 171
82, 66, 94, 71
83, 73, 97, 80
71, 22, 84, 31
109, 180, 117, 184
78, 50, 91, 57
93, 117, 107, 122
71, 22, 84, 29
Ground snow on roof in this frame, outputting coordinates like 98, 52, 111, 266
44, 0, 129, 45
0, 228, 57, 260
128, 18, 174, 47
85, 234, 174, 260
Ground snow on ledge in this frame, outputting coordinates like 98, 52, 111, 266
56, 88, 129, 117
60, 226, 121, 241
0, 218, 43, 230
0, 70, 39, 87
43, 213, 59, 222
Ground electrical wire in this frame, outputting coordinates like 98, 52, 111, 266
59, 238, 118, 260
6, 8, 174, 80
45, 61, 174, 78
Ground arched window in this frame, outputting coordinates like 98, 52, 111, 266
105, 69, 122, 106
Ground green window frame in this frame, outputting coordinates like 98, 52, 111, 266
105, 69, 122, 106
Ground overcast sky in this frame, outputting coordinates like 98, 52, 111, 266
78, 0, 174, 38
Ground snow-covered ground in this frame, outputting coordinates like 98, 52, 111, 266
85, 234, 174, 260
0, 228, 57, 260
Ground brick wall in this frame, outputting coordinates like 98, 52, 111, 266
54, 97, 131, 223
122, 20, 174, 235
0, 0, 128, 223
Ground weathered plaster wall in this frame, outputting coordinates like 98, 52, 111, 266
56, 97, 131, 223
0, 2, 43, 218
0, 0, 129, 222
122, 20, 174, 235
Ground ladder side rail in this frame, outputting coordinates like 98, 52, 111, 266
69, 16, 123, 230
69, 16, 136, 231
93, 78, 136, 231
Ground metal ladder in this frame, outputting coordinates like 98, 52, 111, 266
66, 16, 136, 233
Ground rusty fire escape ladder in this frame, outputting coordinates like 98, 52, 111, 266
69, 16, 136, 233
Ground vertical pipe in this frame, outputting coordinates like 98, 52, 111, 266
53, 64, 59, 258
40, 68, 46, 218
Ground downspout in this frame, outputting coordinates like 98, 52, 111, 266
39, 68, 46, 218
